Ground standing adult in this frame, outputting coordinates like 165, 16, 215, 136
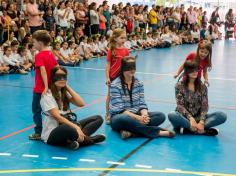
26, 0, 43, 34
210, 7, 220, 26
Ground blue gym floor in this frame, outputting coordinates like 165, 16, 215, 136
0, 40, 236, 176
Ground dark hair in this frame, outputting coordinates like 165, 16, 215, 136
183, 61, 202, 92
57, 1, 64, 9
61, 41, 68, 47
52, 42, 60, 49
120, 56, 136, 106
28, 43, 34, 49
3, 45, 11, 54
11, 40, 19, 47
17, 46, 26, 54
68, 41, 74, 46
50, 66, 70, 111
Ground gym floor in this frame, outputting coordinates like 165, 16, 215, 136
0, 40, 235, 176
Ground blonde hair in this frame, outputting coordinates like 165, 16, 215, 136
109, 28, 126, 59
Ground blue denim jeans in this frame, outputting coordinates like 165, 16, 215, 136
110, 112, 166, 138
32, 93, 42, 134
168, 111, 227, 130
150, 24, 158, 31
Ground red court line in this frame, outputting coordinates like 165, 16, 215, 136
72, 97, 106, 112
0, 125, 35, 141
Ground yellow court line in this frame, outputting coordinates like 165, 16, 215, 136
0, 168, 235, 176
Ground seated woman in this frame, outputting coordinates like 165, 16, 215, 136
109, 56, 175, 139
168, 61, 227, 136
40, 66, 105, 150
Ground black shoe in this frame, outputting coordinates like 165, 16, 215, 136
174, 127, 193, 134
90, 134, 106, 143
68, 141, 80, 150
204, 128, 219, 136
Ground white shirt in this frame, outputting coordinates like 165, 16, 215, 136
15, 54, 26, 64
2, 55, 17, 66
146, 37, 154, 43
60, 48, 70, 58
106, 30, 113, 37
68, 48, 74, 55
40, 91, 70, 143
53, 7, 59, 24
79, 42, 85, 55
131, 40, 138, 47
58, 9, 69, 27
161, 33, 172, 43
0, 51, 4, 65
89, 10, 99, 25
191, 30, 200, 39
99, 40, 108, 51
124, 41, 132, 49
93, 43, 100, 52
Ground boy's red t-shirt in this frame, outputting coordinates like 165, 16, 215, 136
185, 52, 208, 78
106, 48, 129, 81
33, 50, 58, 93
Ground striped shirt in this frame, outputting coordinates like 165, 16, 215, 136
109, 77, 148, 116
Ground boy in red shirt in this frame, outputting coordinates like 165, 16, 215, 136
29, 30, 58, 140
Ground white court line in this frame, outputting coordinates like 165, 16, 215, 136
106, 161, 125, 165
52, 157, 68, 160
135, 164, 152, 169
0, 153, 11, 156
76, 67, 236, 81
79, 158, 96, 163
22, 154, 39, 158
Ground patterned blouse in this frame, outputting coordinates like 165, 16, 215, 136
175, 81, 208, 122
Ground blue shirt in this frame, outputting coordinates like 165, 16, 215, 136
109, 77, 148, 116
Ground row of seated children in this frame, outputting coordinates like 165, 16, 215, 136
52, 35, 109, 66
0, 41, 35, 75
125, 24, 222, 52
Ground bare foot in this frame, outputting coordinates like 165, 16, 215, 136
158, 130, 175, 138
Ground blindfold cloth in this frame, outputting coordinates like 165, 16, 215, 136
52, 74, 67, 83
184, 66, 198, 75
122, 61, 136, 71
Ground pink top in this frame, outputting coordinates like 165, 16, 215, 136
26, 3, 42, 27
187, 10, 197, 24
99, 15, 106, 30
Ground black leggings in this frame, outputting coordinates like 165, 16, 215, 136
47, 115, 103, 146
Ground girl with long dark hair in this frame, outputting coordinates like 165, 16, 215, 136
169, 61, 226, 135
40, 66, 105, 150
